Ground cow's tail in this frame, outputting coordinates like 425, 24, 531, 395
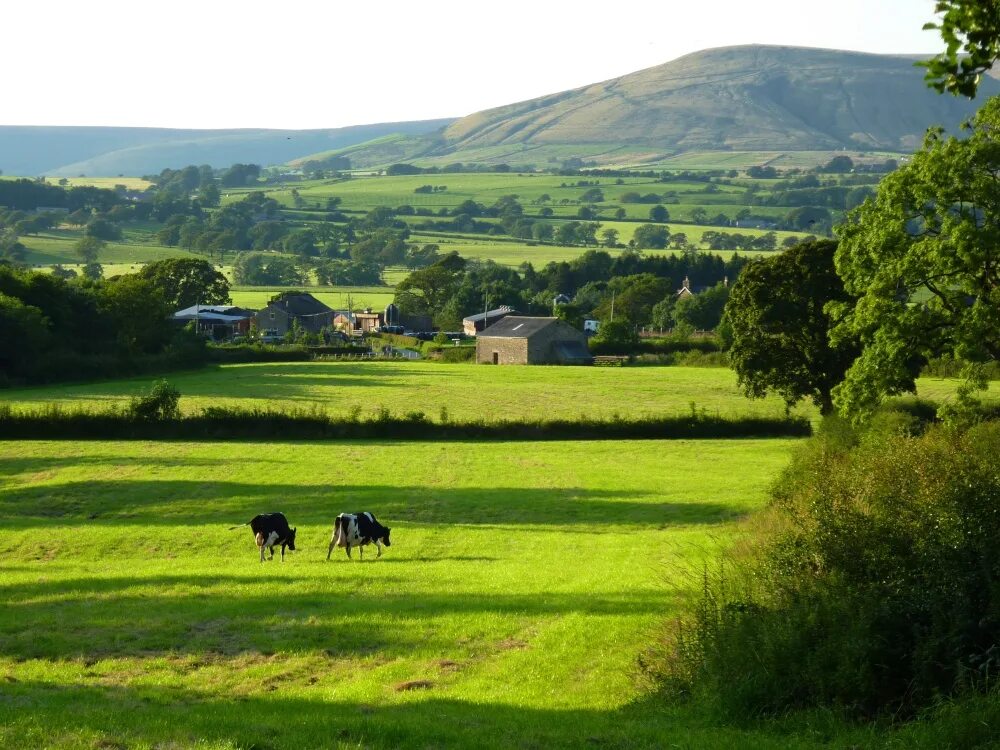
228, 522, 250, 531
332, 515, 344, 546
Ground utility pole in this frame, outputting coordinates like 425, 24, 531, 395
610, 291, 615, 323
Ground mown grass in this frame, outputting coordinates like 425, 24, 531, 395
0, 362, 815, 422
0, 436, 857, 749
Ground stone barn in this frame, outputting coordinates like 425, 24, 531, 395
476, 316, 592, 365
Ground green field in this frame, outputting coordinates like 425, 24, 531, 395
0, 361, 815, 421
229, 288, 396, 312
0, 436, 847, 749
20, 233, 201, 266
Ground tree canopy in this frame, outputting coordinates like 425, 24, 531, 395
833, 96, 1000, 414
137, 258, 230, 310
922, 0, 1000, 97
725, 239, 857, 415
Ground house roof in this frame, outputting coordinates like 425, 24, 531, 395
463, 305, 517, 324
173, 304, 255, 322
479, 316, 560, 339
267, 293, 333, 317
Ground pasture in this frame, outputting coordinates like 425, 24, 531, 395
1, 436, 843, 749
0, 362, 815, 422
229, 287, 396, 312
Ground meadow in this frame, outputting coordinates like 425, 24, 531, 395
0, 437, 823, 749
0, 361, 815, 422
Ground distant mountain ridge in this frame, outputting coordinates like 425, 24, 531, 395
0, 120, 455, 177
302, 45, 1000, 168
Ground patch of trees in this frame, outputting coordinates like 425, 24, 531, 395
0, 179, 121, 212
0, 264, 205, 385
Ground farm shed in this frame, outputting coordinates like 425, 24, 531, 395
254, 293, 334, 336
476, 316, 592, 365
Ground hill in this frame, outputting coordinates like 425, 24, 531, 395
0, 119, 454, 177
305, 45, 999, 168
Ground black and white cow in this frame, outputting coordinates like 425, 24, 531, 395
327, 512, 391, 560
230, 512, 297, 562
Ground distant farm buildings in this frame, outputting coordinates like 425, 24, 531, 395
254, 292, 335, 337
172, 304, 255, 340
476, 316, 592, 365
462, 305, 518, 336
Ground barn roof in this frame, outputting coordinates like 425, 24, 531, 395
266, 293, 333, 316
479, 316, 560, 339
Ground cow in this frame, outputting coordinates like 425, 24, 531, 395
229, 512, 297, 562
327, 512, 391, 560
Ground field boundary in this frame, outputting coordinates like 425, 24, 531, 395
0, 405, 810, 441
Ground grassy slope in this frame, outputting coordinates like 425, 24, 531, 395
0, 436, 824, 750
0, 361, 815, 421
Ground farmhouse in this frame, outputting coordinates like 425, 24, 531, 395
476, 316, 592, 365
462, 305, 518, 336
254, 292, 334, 336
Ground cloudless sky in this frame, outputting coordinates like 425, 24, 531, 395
2, 0, 942, 130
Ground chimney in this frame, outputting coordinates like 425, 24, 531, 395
723, 275, 729, 288
683, 276, 690, 290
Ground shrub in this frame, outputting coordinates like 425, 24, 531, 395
656, 420, 1000, 720
125, 380, 181, 421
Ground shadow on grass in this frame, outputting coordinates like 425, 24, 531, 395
0, 480, 742, 529
0, 681, 734, 750
0, 572, 675, 660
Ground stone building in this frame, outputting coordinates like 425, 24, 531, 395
254, 293, 334, 336
475, 316, 592, 365
462, 305, 518, 336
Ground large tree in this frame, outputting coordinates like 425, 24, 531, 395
138, 258, 230, 310
725, 239, 857, 415
832, 97, 1000, 415
922, 0, 1000, 97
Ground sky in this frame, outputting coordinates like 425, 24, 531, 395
2, 0, 943, 130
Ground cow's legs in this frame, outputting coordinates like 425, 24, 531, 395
280, 545, 285, 562
360, 545, 364, 560
327, 539, 335, 561
375, 540, 383, 558
346, 544, 352, 559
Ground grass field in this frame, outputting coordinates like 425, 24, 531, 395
42, 176, 154, 191
229, 288, 396, 312
0, 436, 851, 749
0, 362, 816, 422
20, 233, 200, 266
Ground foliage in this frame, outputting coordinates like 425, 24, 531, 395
833, 97, 1000, 417
232, 252, 304, 286
922, 0, 1000, 97
657, 420, 1000, 720
125, 380, 181, 421
674, 283, 729, 331
137, 258, 230, 309
726, 240, 857, 415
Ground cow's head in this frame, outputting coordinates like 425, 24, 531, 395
287, 527, 297, 551
382, 527, 391, 547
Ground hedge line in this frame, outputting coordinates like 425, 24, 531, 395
0, 404, 811, 441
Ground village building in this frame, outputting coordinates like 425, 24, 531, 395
462, 305, 518, 336
253, 293, 334, 337
475, 316, 592, 365
172, 304, 256, 341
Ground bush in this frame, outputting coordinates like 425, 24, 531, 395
125, 380, 181, 421
656, 419, 1000, 720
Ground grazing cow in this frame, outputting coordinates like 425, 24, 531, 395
229, 512, 297, 562
328, 512, 391, 560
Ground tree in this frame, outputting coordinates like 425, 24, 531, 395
74, 235, 105, 264
600, 228, 619, 248
725, 239, 858, 416
138, 258, 230, 309
921, 0, 1000, 97
97, 275, 174, 354
690, 207, 708, 224
632, 224, 669, 249
832, 96, 1000, 415
84, 217, 122, 241
674, 283, 730, 331
649, 204, 670, 223
394, 252, 467, 318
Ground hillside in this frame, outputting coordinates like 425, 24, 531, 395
0, 119, 454, 177
307, 45, 999, 168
